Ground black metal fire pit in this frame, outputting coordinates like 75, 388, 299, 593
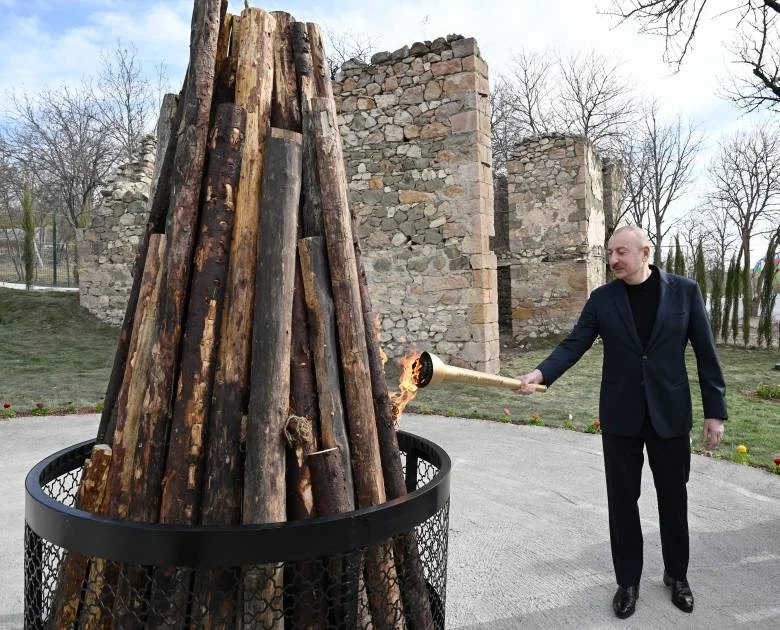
25, 431, 450, 629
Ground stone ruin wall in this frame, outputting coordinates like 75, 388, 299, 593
77, 35, 621, 367
78, 136, 157, 325
499, 135, 607, 341
333, 35, 499, 372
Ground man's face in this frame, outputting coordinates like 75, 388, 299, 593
607, 232, 647, 281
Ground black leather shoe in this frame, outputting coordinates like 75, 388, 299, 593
663, 572, 694, 613
612, 585, 639, 619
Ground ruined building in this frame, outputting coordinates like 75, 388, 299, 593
79, 36, 622, 372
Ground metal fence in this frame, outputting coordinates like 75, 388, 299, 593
0, 230, 78, 288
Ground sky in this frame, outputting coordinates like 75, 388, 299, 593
0, 0, 774, 258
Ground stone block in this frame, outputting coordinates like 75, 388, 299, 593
450, 110, 479, 134
431, 58, 463, 76
451, 37, 480, 59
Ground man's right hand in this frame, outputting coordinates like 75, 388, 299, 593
515, 369, 544, 395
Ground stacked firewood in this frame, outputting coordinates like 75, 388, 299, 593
51, 1, 434, 629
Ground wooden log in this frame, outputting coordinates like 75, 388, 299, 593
292, 22, 324, 239
204, 4, 275, 525
270, 11, 301, 132
311, 96, 405, 630
105, 233, 166, 520
305, 24, 334, 105
298, 237, 354, 497
50, 445, 112, 629
145, 103, 246, 630
129, 0, 222, 526
241, 127, 302, 630
211, 6, 236, 108
353, 222, 435, 630
96, 88, 182, 445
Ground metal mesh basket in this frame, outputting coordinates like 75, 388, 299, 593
25, 431, 450, 629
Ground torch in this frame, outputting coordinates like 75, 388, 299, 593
412, 352, 547, 392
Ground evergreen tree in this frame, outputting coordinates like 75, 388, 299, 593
694, 240, 707, 307
721, 257, 735, 344
731, 260, 742, 343
673, 235, 686, 276
709, 262, 723, 339
22, 187, 35, 291
757, 237, 778, 347
665, 246, 674, 272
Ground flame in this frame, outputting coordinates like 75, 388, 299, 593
389, 352, 422, 425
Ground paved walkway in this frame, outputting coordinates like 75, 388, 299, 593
1, 413, 778, 629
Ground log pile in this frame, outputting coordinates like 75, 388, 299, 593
53, 1, 434, 628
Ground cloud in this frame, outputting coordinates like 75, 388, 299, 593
0, 1, 191, 99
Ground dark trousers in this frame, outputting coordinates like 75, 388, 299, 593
601, 421, 691, 587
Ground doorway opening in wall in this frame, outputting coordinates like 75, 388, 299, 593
497, 265, 512, 334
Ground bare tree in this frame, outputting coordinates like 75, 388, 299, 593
637, 101, 703, 265
506, 49, 554, 137
6, 85, 120, 281
553, 51, 637, 154
608, 0, 780, 112
94, 41, 158, 163
325, 29, 375, 79
701, 198, 741, 272
620, 135, 653, 231
707, 125, 780, 343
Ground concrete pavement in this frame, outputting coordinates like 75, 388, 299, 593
1, 413, 778, 629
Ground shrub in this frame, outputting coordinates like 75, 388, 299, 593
756, 383, 780, 400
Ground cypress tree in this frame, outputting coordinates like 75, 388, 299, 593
709, 262, 723, 339
757, 238, 778, 347
731, 259, 742, 343
674, 235, 686, 276
721, 257, 735, 344
665, 246, 674, 272
22, 187, 35, 291
694, 240, 707, 307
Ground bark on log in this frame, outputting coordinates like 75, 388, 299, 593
50, 445, 112, 629
130, 0, 222, 526
212, 6, 237, 109
311, 96, 405, 630
353, 223, 435, 630
146, 104, 246, 630
292, 22, 324, 239
242, 127, 303, 630
97, 89, 181, 445
205, 6, 275, 530
270, 12, 301, 132
298, 237, 354, 499
105, 233, 166, 521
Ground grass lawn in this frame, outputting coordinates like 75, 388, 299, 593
0, 287, 119, 413
397, 341, 780, 472
1, 287, 778, 472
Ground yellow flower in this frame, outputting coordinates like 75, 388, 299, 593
736, 444, 748, 454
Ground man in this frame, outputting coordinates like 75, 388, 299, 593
517, 225, 727, 620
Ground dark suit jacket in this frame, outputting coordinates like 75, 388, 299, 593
537, 268, 727, 438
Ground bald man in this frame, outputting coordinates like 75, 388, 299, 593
517, 225, 727, 619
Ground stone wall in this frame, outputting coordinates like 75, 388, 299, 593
601, 159, 623, 238
333, 35, 499, 372
78, 136, 156, 325
502, 134, 606, 341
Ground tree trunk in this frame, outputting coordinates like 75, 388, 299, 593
298, 237, 354, 496
97, 87, 182, 445
353, 220, 435, 630
130, 0, 222, 526
242, 127, 303, 630
147, 103, 247, 630
105, 233, 166, 520
311, 96, 405, 630
50, 445, 112, 629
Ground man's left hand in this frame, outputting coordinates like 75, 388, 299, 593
702, 418, 725, 452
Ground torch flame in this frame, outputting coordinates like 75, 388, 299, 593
389, 352, 422, 426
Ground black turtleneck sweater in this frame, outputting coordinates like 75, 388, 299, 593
624, 267, 660, 349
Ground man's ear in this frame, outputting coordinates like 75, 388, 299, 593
642, 245, 651, 260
